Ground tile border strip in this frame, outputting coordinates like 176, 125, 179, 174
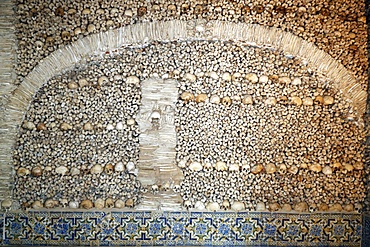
363, 214, 370, 247
0, 211, 363, 246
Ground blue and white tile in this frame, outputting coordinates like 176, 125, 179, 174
362, 214, 370, 247
0, 211, 365, 246
4, 212, 33, 245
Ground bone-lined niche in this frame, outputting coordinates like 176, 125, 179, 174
10, 40, 365, 213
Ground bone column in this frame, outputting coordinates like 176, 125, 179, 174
136, 78, 183, 210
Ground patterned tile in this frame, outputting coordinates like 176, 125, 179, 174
48, 211, 78, 241
325, 214, 361, 243
184, 212, 211, 245
0, 213, 3, 245
4, 212, 33, 245
276, 214, 309, 243
307, 216, 328, 243
363, 214, 370, 247
0, 211, 364, 246
234, 212, 263, 244
165, 212, 187, 242
75, 212, 98, 242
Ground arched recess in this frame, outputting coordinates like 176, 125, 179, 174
0, 19, 366, 200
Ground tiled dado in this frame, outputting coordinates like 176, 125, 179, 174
363, 214, 370, 247
0, 211, 363, 246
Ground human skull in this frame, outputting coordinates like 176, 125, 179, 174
221, 200, 230, 210
104, 164, 114, 175
161, 181, 171, 192
183, 200, 193, 210
17, 167, 30, 177
35, 40, 44, 50
105, 198, 114, 208
172, 185, 181, 193
241, 164, 251, 174
61, 31, 71, 41
151, 184, 159, 194
60, 198, 68, 208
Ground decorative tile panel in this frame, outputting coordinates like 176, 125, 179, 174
1, 211, 362, 246
0, 213, 3, 245
363, 214, 370, 247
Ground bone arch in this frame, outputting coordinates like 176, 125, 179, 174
0, 20, 366, 200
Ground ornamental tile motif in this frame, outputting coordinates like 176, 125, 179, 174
362, 214, 370, 247
0, 211, 364, 246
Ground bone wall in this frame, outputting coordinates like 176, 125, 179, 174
0, 0, 368, 215
9, 41, 366, 213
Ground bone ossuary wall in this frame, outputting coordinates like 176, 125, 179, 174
0, 0, 368, 213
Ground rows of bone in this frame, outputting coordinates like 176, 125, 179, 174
178, 168, 364, 212
15, 172, 142, 210
174, 102, 363, 172
13, 41, 365, 211
14, 49, 143, 209
15, 0, 367, 89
